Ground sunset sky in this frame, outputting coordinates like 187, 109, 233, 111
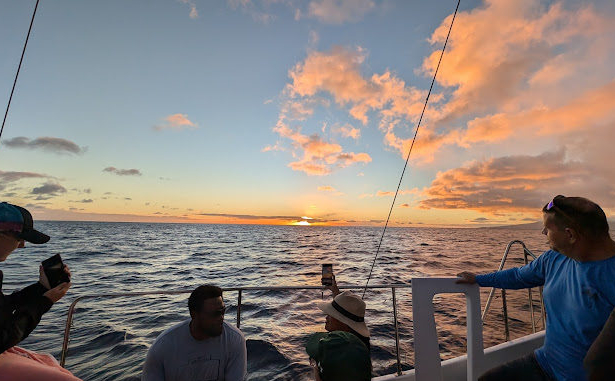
1, 0, 614, 227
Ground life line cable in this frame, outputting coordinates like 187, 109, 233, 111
362, 0, 461, 299
0, 0, 41, 142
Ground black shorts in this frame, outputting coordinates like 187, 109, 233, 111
479, 352, 553, 381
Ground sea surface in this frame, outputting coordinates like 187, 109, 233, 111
2, 222, 553, 380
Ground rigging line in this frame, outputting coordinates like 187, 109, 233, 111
362, 0, 461, 299
0, 0, 41, 142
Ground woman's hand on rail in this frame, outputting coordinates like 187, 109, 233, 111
455, 272, 477, 284
44, 281, 71, 303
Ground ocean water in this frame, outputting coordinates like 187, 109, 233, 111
2, 222, 552, 380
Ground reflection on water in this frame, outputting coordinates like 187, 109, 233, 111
3, 222, 550, 380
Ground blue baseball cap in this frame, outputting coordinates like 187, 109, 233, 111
0, 202, 50, 244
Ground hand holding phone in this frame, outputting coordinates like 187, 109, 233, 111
41, 254, 71, 289
43, 282, 71, 303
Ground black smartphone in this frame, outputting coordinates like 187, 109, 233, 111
42, 254, 70, 288
321, 264, 333, 286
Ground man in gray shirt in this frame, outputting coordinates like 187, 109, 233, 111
142, 285, 247, 381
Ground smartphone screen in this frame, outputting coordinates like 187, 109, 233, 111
42, 254, 70, 288
321, 264, 333, 286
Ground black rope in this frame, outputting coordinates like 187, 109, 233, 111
0, 0, 41, 142
362, 0, 461, 299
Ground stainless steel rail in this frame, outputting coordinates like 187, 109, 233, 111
481, 240, 546, 340
60, 283, 412, 369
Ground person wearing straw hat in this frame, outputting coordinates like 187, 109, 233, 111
321, 275, 371, 351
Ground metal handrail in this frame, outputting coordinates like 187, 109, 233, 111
60, 283, 412, 373
481, 240, 546, 340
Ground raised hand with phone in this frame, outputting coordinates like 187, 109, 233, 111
39, 254, 72, 303
321, 264, 340, 297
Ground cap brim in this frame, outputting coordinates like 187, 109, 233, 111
18, 229, 50, 244
318, 302, 370, 338
306, 332, 328, 360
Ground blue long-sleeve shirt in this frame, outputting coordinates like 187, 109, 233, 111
476, 250, 615, 381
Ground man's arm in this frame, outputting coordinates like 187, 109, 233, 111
142, 341, 166, 381
0, 288, 53, 353
5, 282, 48, 307
225, 332, 247, 381
457, 251, 550, 289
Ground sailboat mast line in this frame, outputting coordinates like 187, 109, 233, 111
362, 0, 461, 299
0, 0, 41, 142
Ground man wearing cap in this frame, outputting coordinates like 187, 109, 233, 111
306, 331, 371, 381
457, 196, 615, 381
0, 202, 72, 353
0, 202, 78, 380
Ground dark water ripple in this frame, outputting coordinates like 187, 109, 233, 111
2, 222, 554, 380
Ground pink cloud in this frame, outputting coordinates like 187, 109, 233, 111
288, 47, 425, 125
317, 185, 344, 196
334, 123, 361, 139
270, 112, 371, 175
423, 0, 612, 122
154, 114, 197, 131
419, 149, 615, 214
179, 0, 199, 19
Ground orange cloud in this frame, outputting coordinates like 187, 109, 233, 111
377, 191, 394, 197
154, 114, 197, 131
271, 117, 371, 176
179, 0, 198, 19
378, 0, 615, 163
261, 142, 284, 152
419, 149, 615, 214
269, 46, 428, 172
374, 189, 418, 198
288, 48, 425, 125
458, 81, 615, 146
317, 185, 344, 196
269, 0, 615, 204
423, 1, 610, 122
334, 123, 360, 139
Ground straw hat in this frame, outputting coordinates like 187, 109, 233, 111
318, 291, 369, 337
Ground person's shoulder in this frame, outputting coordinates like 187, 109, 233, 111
539, 249, 564, 262
223, 321, 245, 343
152, 319, 190, 347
